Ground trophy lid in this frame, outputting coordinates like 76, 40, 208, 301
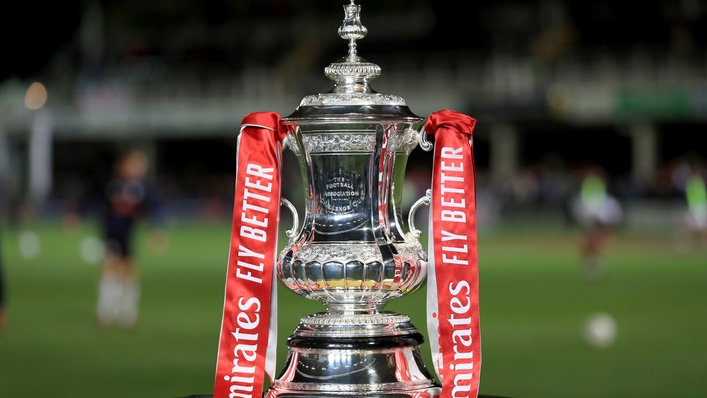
284, 1, 421, 122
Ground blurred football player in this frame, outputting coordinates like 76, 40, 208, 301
96, 150, 166, 329
571, 169, 623, 280
675, 169, 707, 252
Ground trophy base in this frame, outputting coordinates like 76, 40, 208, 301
266, 312, 440, 398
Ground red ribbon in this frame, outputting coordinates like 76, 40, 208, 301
214, 112, 285, 398
425, 110, 481, 398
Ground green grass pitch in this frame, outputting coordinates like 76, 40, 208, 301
0, 220, 706, 398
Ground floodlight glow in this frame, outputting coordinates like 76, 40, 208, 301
24, 82, 48, 110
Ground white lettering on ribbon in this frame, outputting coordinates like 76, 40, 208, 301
224, 162, 274, 396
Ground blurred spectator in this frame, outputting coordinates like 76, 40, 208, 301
476, 188, 502, 232
512, 166, 540, 205
675, 166, 707, 252
570, 168, 623, 280
94, 150, 167, 329
537, 166, 570, 206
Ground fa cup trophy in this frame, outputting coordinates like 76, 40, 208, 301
213, 2, 481, 398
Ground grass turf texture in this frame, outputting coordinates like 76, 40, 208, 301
0, 220, 706, 398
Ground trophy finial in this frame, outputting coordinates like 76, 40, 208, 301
325, 1, 380, 91
338, 1, 368, 59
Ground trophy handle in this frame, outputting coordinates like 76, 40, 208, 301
408, 189, 432, 238
418, 128, 433, 152
419, 127, 474, 150
280, 198, 299, 239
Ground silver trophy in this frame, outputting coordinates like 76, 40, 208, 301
268, 2, 439, 397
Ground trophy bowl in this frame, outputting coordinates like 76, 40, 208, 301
278, 117, 428, 312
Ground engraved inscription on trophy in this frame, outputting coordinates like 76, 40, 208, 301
321, 173, 364, 214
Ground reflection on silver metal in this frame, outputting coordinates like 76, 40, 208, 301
324, 0, 381, 94
267, 2, 440, 397
281, 198, 299, 239
408, 189, 432, 238
418, 128, 433, 152
339, 0, 367, 57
